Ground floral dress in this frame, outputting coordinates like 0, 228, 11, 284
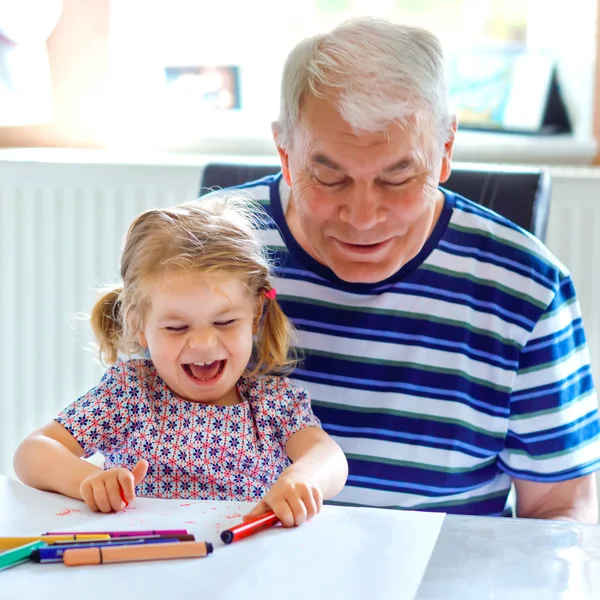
56, 360, 321, 501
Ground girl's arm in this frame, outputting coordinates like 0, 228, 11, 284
13, 420, 101, 499
16, 363, 150, 511
244, 427, 348, 526
284, 426, 348, 499
14, 421, 148, 512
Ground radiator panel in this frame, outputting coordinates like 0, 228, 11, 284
0, 161, 201, 476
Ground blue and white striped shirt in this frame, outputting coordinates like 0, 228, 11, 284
228, 173, 600, 516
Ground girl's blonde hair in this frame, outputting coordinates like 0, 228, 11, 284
90, 195, 295, 377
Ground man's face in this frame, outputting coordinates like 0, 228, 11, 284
276, 95, 454, 284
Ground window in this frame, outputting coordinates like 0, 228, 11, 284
105, 0, 598, 160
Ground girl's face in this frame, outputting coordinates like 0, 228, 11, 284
137, 272, 260, 406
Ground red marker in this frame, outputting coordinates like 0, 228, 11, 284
220, 512, 280, 544
119, 485, 129, 508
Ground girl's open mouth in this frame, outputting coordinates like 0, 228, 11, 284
183, 360, 226, 383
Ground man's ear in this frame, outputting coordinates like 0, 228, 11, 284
272, 123, 292, 187
439, 115, 457, 184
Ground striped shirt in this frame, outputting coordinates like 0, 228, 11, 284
220, 173, 600, 516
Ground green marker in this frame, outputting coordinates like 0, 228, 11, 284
0, 541, 45, 571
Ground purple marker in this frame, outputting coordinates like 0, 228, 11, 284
49, 534, 195, 545
42, 529, 189, 538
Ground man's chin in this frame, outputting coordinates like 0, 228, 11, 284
329, 259, 403, 284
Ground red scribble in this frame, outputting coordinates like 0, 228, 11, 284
182, 521, 196, 524
224, 513, 242, 519
210, 508, 217, 510
180, 503, 193, 507
55, 508, 82, 517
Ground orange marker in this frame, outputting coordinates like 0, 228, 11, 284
63, 541, 213, 566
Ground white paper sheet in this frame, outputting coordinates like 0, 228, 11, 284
0, 476, 445, 600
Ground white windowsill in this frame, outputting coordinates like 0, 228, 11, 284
452, 131, 598, 166
0, 132, 596, 168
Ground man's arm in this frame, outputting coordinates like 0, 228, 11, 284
513, 475, 598, 523
500, 271, 600, 523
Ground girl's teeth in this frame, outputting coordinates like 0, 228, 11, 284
193, 361, 215, 366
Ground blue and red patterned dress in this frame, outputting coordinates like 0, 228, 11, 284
56, 360, 320, 501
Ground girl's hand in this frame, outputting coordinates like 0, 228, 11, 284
244, 471, 324, 527
79, 459, 148, 513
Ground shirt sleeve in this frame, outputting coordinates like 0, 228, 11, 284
499, 274, 600, 481
262, 377, 321, 446
55, 361, 134, 458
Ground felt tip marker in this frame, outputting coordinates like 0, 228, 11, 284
63, 541, 213, 566
0, 541, 46, 571
49, 534, 195, 545
119, 485, 129, 508
31, 537, 177, 563
43, 529, 189, 538
0, 535, 110, 551
220, 511, 280, 544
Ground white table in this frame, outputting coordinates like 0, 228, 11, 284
420, 513, 600, 600
2, 475, 600, 599
0, 476, 443, 600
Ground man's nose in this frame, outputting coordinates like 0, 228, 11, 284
339, 185, 385, 230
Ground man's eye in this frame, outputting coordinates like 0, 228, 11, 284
380, 177, 413, 187
166, 326, 188, 332
215, 320, 236, 327
314, 176, 346, 187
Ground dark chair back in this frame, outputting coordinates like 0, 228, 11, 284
200, 161, 551, 241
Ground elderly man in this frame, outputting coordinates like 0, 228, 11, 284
212, 17, 600, 521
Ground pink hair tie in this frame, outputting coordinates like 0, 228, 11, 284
264, 288, 277, 300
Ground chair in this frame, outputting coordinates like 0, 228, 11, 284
200, 161, 551, 241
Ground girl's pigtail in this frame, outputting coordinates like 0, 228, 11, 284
252, 292, 297, 376
90, 288, 124, 365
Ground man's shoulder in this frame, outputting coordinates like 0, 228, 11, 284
197, 173, 282, 231
448, 194, 568, 283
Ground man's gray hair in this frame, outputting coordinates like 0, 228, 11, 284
274, 17, 454, 150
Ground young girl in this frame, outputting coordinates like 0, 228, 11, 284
14, 196, 348, 528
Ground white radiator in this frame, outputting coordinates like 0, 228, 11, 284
0, 157, 202, 477
0, 155, 599, 482
545, 167, 600, 398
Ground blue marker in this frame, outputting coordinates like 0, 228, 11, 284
30, 537, 177, 563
